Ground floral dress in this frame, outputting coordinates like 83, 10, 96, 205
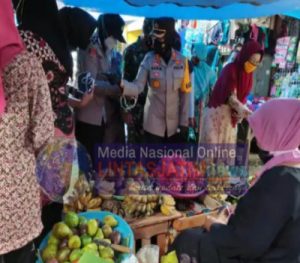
0, 50, 54, 254
20, 30, 74, 137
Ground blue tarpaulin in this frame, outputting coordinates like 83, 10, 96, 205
62, 0, 300, 19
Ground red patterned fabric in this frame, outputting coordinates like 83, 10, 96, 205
0, 50, 54, 254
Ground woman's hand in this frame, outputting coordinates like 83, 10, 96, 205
79, 89, 94, 108
203, 215, 228, 232
68, 88, 94, 109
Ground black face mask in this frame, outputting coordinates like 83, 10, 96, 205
153, 38, 166, 56
144, 35, 153, 50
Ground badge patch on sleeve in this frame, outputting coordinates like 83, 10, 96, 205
180, 59, 192, 93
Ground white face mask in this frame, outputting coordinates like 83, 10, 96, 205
104, 36, 117, 51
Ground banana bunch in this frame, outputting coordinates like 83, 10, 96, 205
207, 184, 227, 202
122, 194, 160, 218
160, 195, 177, 216
101, 199, 125, 218
74, 175, 91, 195
64, 192, 102, 213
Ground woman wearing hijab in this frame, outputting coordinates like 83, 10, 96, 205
190, 43, 217, 138
0, 0, 54, 262
170, 99, 300, 263
12, 0, 97, 246
200, 40, 263, 144
13, 0, 97, 138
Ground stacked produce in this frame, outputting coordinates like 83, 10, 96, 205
153, 157, 206, 197
40, 212, 130, 263
122, 194, 176, 218
95, 163, 154, 196
101, 198, 125, 218
64, 176, 102, 213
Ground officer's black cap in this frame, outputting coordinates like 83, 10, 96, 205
98, 14, 126, 43
153, 17, 176, 33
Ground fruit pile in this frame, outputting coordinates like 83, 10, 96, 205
40, 212, 129, 263
153, 157, 206, 197
64, 176, 102, 213
122, 194, 176, 218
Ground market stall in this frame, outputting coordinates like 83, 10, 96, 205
33, 1, 300, 262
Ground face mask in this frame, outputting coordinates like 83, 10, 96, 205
244, 61, 257, 74
104, 36, 117, 51
153, 38, 166, 56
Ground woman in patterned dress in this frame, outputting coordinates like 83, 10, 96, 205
12, 0, 97, 245
200, 40, 264, 145
0, 0, 54, 262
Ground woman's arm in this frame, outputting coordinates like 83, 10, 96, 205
228, 92, 252, 120
206, 169, 294, 260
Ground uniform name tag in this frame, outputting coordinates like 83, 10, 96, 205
151, 66, 162, 71
174, 65, 184, 70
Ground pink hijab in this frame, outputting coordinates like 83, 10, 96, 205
0, 0, 24, 115
248, 99, 300, 179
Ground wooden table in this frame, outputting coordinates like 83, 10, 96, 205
127, 211, 182, 256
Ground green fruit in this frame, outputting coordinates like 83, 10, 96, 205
64, 212, 79, 228
94, 229, 104, 240
83, 246, 99, 258
45, 259, 59, 263
84, 243, 98, 251
98, 245, 105, 252
99, 247, 114, 259
103, 239, 111, 244
69, 249, 83, 262
102, 225, 113, 238
79, 216, 88, 226
68, 235, 81, 249
48, 235, 60, 246
42, 244, 58, 261
57, 247, 71, 262
100, 259, 114, 263
53, 223, 73, 239
87, 219, 98, 236
81, 234, 92, 247
103, 216, 118, 228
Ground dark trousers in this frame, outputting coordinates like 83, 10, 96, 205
1, 242, 36, 263
34, 202, 63, 247
75, 120, 105, 168
169, 228, 204, 263
143, 131, 180, 144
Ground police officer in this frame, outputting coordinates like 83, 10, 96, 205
123, 18, 153, 144
76, 14, 126, 162
121, 17, 191, 144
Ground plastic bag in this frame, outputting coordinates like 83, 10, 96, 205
161, 251, 179, 263
122, 254, 139, 263
137, 245, 160, 263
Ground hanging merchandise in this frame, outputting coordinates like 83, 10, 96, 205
273, 37, 291, 68
220, 20, 231, 45
286, 37, 298, 63
181, 26, 203, 58
297, 42, 300, 64
270, 67, 300, 99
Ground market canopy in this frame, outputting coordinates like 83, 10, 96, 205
61, 0, 300, 19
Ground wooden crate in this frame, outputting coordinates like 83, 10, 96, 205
127, 211, 182, 256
